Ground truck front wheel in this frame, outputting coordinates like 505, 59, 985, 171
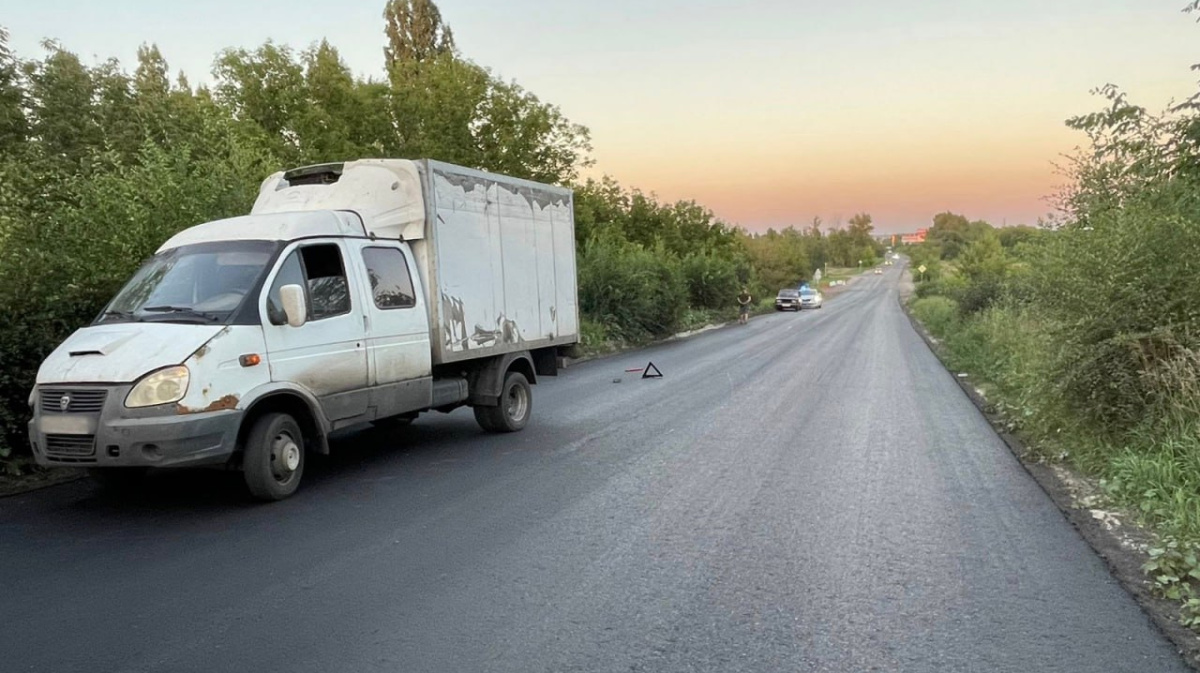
474, 372, 532, 433
243, 412, 305, 501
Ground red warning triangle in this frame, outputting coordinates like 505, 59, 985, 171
642, 362, 663, 379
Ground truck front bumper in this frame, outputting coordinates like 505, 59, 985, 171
29, 384, 242, 469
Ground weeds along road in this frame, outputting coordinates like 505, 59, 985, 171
1, 262, 1189, 673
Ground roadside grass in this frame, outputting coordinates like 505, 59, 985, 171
0, 455, 83, 497
909, 292, 1200, 628
817, 266, 859, 289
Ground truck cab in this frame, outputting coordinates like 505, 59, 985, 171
29, 159, 576, 500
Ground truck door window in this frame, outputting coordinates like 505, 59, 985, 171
265, 244, 351, 324
362, 247, 417, 309
300, 244, 352, 320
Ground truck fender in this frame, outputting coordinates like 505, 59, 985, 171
468, 352, 537, 406
238, 383, 333, 455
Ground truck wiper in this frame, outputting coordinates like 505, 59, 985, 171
140, 306, 221, 323
98, 309, 139, 323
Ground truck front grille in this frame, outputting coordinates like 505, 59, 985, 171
40, 389, 107, 414
44, 434, 97, 460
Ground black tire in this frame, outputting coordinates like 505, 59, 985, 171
87, 467, 147, 491
474, 372, 532, 433
242, 413, 305, 501
473, 406, 498, 432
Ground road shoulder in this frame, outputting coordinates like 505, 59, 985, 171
899, 284, 1200, 670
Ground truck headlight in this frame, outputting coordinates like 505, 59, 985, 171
125, 366, 190, 408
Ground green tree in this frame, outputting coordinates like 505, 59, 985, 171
848, 212, 873, 241
92, 58, 142, 161
297, 40, 386, 161
957, 232, 1008, 283
383, 0, 456, 67
927, 211, 971, 259
473, 76, 592, 183
22, 42, 101, 168
997, 225, 1041, 250
212, 42, 307, 163
0, 27, 27, 155
387, 53, 490, 165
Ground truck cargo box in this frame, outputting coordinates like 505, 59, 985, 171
252, 159, 580, 365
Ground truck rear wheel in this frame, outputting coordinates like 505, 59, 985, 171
243, 412, 305, 501
474, 372, 532, 433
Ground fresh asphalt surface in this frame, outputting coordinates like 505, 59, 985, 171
1, 263, 1190, 673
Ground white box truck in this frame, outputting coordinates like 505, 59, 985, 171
27, 159, 580, 500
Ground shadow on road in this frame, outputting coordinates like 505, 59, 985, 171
54, 417, 488, 515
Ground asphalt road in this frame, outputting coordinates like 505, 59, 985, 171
1, 264, 1189, 673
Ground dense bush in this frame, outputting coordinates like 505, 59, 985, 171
1028, 193, 1200, 434
577, 237, 687, 341
908, 296, 960, 338
572, 176, 759, 337
681, 252, 742, 311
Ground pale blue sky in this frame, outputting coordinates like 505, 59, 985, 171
3, 1, 1198, 231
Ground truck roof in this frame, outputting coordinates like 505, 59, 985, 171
159, 159, 575, 253
157, 211, 365, 252
253, 159, 427, 241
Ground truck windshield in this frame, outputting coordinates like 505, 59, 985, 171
98, 241, 278, 325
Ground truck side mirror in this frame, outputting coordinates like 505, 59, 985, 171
280, 284, 307, 327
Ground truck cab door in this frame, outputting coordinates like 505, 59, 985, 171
351, 241, 433, 418
261, 240, 370, 422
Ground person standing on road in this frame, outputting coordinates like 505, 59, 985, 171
737, 288, 753, 325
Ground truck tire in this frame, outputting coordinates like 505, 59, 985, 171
473, 372, 532, 433
242, 412, 305, 501
87, 467, 147, 491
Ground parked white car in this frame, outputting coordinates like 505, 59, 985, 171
799, 288, 823, 309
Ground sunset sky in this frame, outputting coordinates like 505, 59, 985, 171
3, 0, 1199, 233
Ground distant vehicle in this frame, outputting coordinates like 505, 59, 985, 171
874, 268, 883, 275
799, 288, 823, 309
775, 289, 802, 311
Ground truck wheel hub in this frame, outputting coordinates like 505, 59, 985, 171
271, 433, 301, 478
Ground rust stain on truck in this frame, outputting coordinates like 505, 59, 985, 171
176, 394, 239, 415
